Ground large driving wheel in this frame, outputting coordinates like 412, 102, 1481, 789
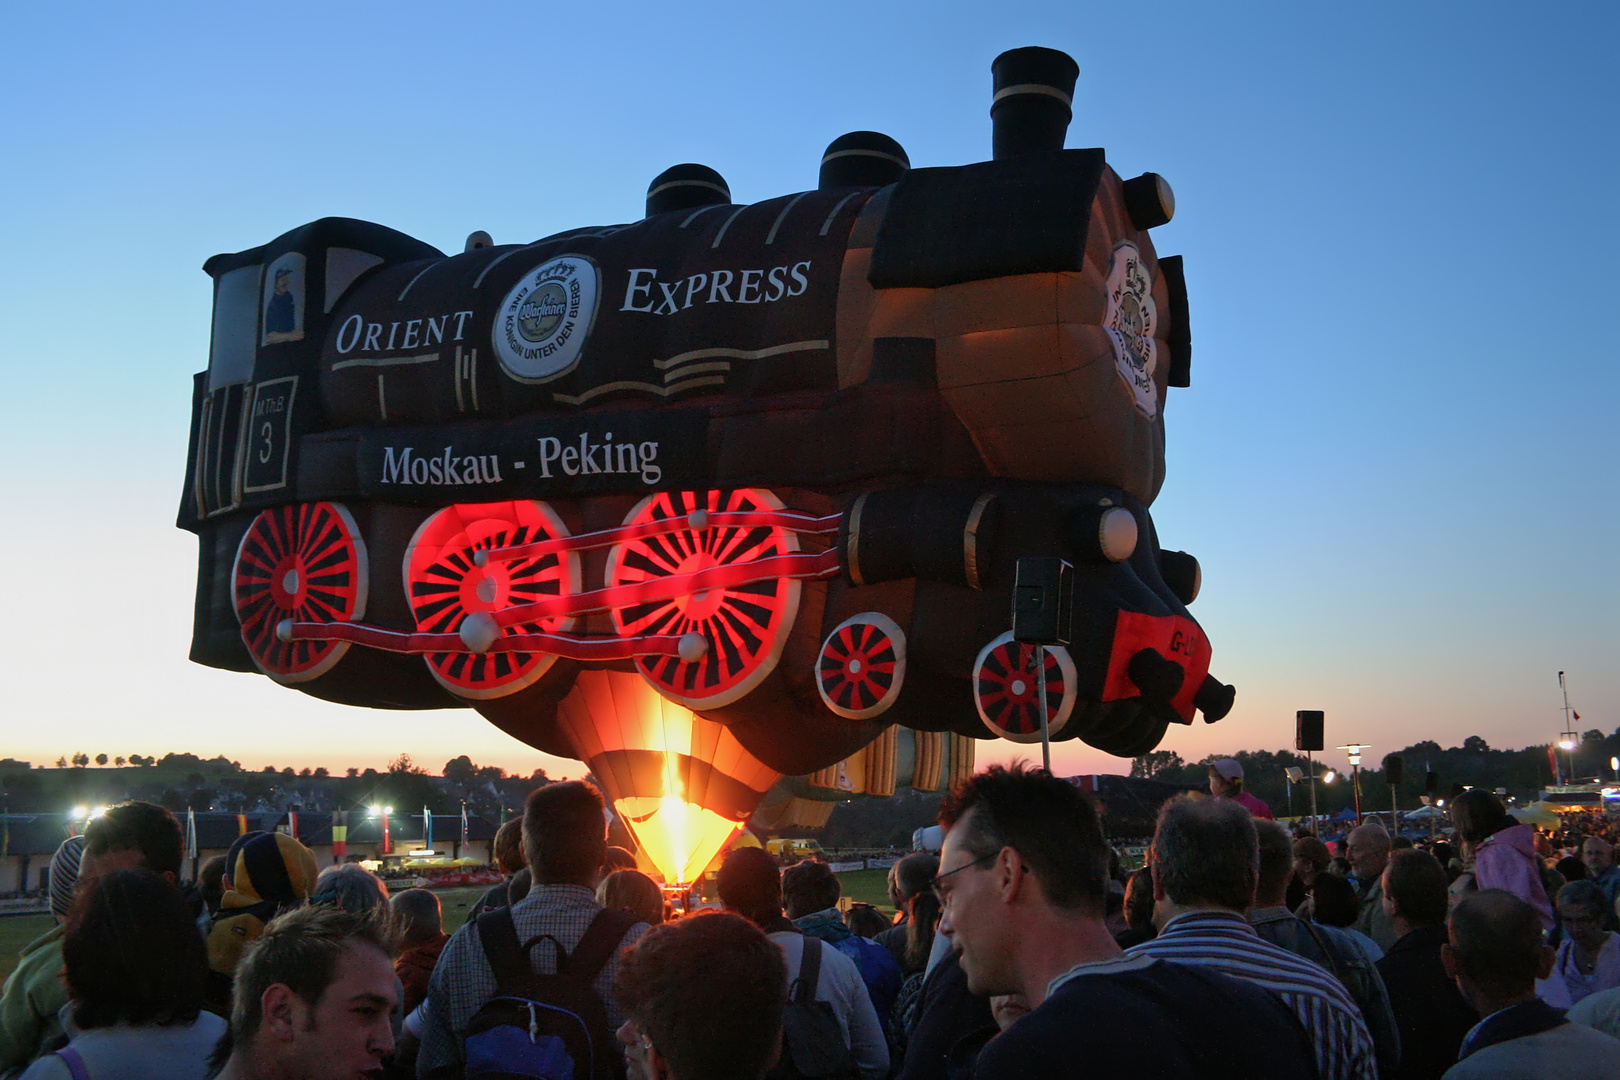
605, 489, 800, 710
403, 501, 580, 700
973, 632, 1077, 743
233, 502, 368, 684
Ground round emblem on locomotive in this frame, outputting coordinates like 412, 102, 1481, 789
494, 255, 599, 382
1103, 240, 1159, 418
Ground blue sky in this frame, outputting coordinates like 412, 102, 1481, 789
0, 2, 1613, 781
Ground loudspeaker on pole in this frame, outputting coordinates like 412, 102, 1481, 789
1295, 710, 1324, 753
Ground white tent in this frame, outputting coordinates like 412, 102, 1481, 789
1404, 804, 1447, 822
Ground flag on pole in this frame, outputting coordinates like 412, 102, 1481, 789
236, 813, 249, 836
332, 810, 348, 860
1548, 744, 1560, 783
423, 806, 432, 851
186, 809, 198, 860
460, 804, 469, 852
1574, 711, 1582, 722
287, 809, 299, 842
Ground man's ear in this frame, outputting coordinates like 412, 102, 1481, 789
1150, 862, 1166, 903
996, 847, 1024, 904
1536, 944, 1556, 981
1439, 943, 1458, 981
259, 983, 302, 1043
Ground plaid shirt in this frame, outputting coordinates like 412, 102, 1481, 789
1128, 909, 1377, 1080
416, 884, 649, 1077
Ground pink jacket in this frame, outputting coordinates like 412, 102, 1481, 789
1474, 824, 1555, 929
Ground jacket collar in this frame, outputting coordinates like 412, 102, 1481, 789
1386, 922, 1447, 956
1458, 998, 1566, 1060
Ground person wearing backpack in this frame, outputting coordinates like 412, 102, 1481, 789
416, 782, 650, 1080
717, 849, 889, 1080
782, 861, 902, 1033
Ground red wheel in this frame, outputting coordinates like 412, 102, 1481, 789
973, 632, 1077, 743
606, 489, 800, 710
403, 501, 580, 700
233, 502, 368, 684
818, 613, 906, 720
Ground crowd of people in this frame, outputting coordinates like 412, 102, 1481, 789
4, 766, 1620, 1080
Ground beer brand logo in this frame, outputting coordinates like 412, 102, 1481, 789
494, 256, 599, 382
1103, 241, 1159, 418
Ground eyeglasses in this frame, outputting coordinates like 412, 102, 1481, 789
929, 851, 999, 902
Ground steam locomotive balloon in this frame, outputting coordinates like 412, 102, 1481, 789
180, 47, 1233, 872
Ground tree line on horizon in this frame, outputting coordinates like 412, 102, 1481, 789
0, 752, 548, 817
1130, 728, 1620, 817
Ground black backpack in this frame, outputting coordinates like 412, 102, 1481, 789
767, 937, 862, 1080
463, 906, 637, 1080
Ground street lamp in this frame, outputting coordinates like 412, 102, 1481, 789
1338, 744, 1369, 824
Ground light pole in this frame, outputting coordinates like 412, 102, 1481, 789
1558, 671, 1578, 785
1339, 744, 1369, 825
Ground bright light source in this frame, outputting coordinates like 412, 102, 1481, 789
368, 806, 381, 817
1322, 771, 1337, 784
90, 807, 108, 819
1437, 799, 1446, 808
384, 806, 394, 815
616, 794, 742, 885
70, 806, 88, 820
1611, 757, 1618, 772
1560, 739, 1576, 751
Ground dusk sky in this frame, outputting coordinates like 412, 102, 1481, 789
1, 3, 1613, 784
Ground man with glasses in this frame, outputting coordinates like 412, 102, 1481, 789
933, 765, 1316, 1079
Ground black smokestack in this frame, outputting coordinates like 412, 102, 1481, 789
819, 132, 910, 189
645, 164, 731, 218
990, 47, 1079, 160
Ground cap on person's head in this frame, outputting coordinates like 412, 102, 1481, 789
224, 831, 266, 884
1211, 759, 1243, 782
50, 835, 86, 920
233, 832, 319, 905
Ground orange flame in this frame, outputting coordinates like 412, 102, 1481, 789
616, 790, 743, 885
553, 671, 781, 885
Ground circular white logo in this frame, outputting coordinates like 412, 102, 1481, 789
1103, 241, 1159, 418
494, 256, 599, 382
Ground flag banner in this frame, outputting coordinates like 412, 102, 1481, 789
186, 809, 198, 860
332, 810, 348, 859
287, 810, 299, 842
423, 806, 432, 850
237, 814, 249, 836
460, 804, 469, 851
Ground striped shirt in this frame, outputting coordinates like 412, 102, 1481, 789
1128, 909, 1377, 1080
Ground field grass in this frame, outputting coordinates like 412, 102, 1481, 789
0, 914, 55, 983
834, 868, 895, 915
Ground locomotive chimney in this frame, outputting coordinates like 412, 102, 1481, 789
990, 47, 1079, 160
819, 131, 910, 189
646, 164, 732, 218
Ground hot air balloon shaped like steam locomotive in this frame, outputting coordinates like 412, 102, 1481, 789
180, 47, 1233, 877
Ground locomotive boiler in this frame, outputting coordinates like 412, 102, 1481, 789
179, 46, 1234, 878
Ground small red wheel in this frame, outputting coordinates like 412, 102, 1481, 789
817, 613, 906, 720
605, 489, 800, 710
973, 632, 1077, 743
403, 501, 580, 700
233, 502, 368, 684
